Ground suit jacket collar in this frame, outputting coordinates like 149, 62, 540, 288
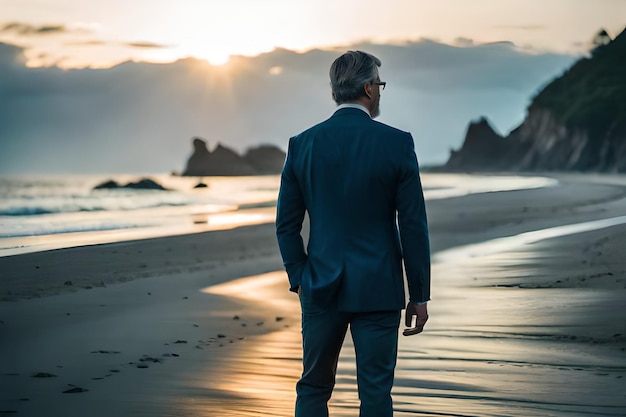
332, 106, 372, 120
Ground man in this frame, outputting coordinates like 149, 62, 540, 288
276, 50, 431, 417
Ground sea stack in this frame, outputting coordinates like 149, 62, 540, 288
182, 137, 285, 176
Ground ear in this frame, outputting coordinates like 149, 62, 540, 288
364, 82, 373, 100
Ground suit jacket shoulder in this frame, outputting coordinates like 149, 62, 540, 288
291, 108, 411, 145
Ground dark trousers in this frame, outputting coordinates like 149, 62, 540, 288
295, 303, 401, 417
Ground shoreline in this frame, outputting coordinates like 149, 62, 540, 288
0, 206, 278, 258
0, 172, 572, 259
1, 173, 626, 416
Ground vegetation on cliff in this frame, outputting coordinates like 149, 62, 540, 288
444, 27, 626, 172
530, 28, 626, 138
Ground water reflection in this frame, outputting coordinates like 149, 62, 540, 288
190, 217, 626, 416
435, 215, 626, 264
422, 174, 558, 201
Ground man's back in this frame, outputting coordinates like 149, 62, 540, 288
278, 107, 430, 312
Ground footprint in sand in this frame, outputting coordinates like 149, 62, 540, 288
63, 385, 88, 394
31, 372, 56, 378
138, 356, 162, 364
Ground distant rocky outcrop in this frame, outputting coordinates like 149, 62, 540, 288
443, 27, 626, 172
182, 137, 286, 176
93, 178, 168, 190
445, 117, 530, 171
243, 145, 288, 174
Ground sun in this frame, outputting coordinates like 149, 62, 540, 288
196, 50, 231, 66
184, 42, 232, 66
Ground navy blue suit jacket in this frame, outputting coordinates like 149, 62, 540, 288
276, 107, 430, 312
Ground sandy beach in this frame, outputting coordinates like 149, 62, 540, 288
1, 173, 626, 416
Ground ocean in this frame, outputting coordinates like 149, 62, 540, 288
0, 173, 557, 256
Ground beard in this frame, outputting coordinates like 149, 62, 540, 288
370, 96, 381, 118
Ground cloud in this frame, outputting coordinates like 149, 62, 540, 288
268, 66, 283, 75
1, 22, 67, 35
63, 40, 169, 48
64, 40, 106, 46
454, 37, 475, 47
0, 39, 577, 174
493, 24, 545, 31
123, 41, 170, 49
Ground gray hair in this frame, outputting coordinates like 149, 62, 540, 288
329, 50, 381, 104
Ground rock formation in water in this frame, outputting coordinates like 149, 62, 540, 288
444, 27, 626, 172
93, 178, 168, 190
244, 145, 288, 174
182, 137, 285, 176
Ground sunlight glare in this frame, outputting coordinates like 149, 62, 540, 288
181, 42, 232, 66
197, 51, 231, 66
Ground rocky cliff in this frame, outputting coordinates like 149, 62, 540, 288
182, 137, 286, 176
444, 27, 626, 172
445, 117, 529, 171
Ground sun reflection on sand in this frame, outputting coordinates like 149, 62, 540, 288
186, 216, 626, 416
174, 271, 302, 416
202, 270, 294, 311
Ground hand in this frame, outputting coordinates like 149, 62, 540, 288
403, 302, 428, 336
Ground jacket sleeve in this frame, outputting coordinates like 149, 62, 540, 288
395, 134, 431, 303
276, 137, 308, 292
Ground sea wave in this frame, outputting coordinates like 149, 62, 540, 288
0, 201, 192, 216
0, 222, 148, 238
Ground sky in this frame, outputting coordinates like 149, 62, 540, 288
0, 0, 624, 174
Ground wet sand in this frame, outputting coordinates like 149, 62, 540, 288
1, 174, 626, 416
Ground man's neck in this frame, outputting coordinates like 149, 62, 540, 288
336, 103, 371, 117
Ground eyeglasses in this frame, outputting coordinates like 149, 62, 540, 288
373, 81, 386, 91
